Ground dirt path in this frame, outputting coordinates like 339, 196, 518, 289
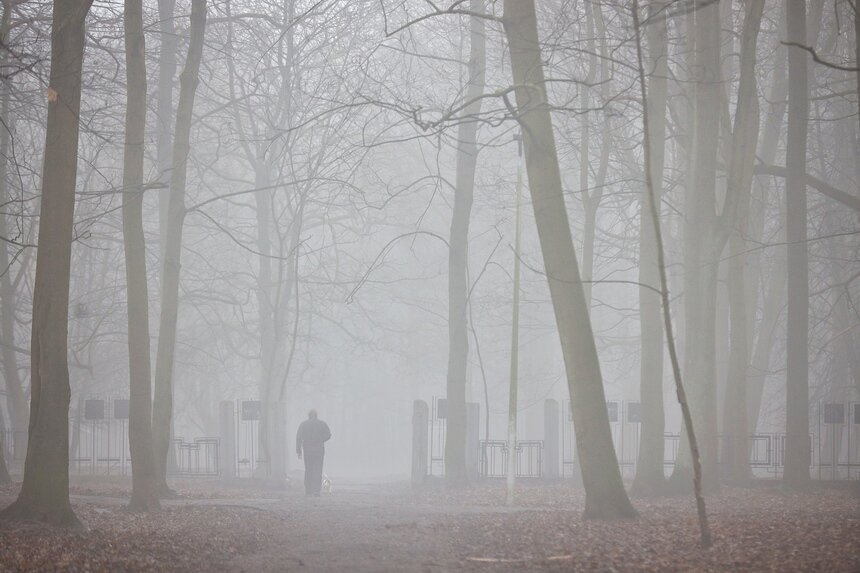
224, 484, 520, 572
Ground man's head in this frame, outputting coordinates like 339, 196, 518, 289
308, 409, 318, 419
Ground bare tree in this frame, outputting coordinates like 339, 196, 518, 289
783, 0, 811, 489
632, 0, 668, 496
445, 0, 485, 487
0, 0, 27, 464
502, 0, 635, 519
0, 0, 94, 527
632, 0, 711, 546
156, 0, 179, 249
152, 0, 207, 493
122, 0, 161, 511
721, 0, 766, 483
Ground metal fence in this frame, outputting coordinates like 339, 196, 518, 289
70, 397, 130, 475
235, 399, 263, 478
175, 437, 220, 477
0, 396, 224, 478
557, 399, 860, 480
428, 397, 446, 477
815, 401, 860, 480
478, 440, 543, 479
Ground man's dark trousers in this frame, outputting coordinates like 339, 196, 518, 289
304, 452, 324, 495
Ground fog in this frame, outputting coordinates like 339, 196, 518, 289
0, 0, 858, 570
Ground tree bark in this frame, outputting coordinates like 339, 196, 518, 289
502, 0, 635, 518
721, 0, 765, 483
0, 1, 27, 460
632, 0, 668, 497
0, 0, 93, 527
671, 0, 722, 491
0, 441, 9, 485
445, 0, 485, 487
123, 0, 161, 512
152, 0, 207, 493
783, 0, 811, 489
156, 0, 178, 254
632, 0, 711, 545
746, 13, 787, 433
578, 4, 611, 309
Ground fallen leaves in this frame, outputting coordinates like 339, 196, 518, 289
0, 480, 857, 572
414, 482, 860, 572
0, 498, 283, 572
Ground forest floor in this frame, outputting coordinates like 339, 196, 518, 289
0, 477, 858, 572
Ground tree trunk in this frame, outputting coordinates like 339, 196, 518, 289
0, 0, 93, 527
746, 11, 787, 433
156, 0, 178, 254
671, 0, 722, 491
721, 0, 765, 483
445, 0, 485, 487
855, 0, 859, 130
123, 0, 161, 512
255, 157, 276, 480
632, 0, 711, 545
502, 0, 635, 519
632, 0, 668, 497
0, 1, 27, 460
152, 0, 207, 493
0, 440, 9, 485
0, 407, 9, 483
578, 3, 610, 308
783, 0, 811, 489
578, 2, 596, 306
506, 160, 522, 504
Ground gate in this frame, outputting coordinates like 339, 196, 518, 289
478, 440, 543, 478
236, 399, 262, 477
562, 400, 576, 477
816, 401, 860, 480
71, 397, 130, 475
175, 437, 220, 477
428, 397, 446, 477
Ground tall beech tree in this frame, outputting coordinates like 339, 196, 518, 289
783, 0, 812, 488
632, 0, 669, 496
152, 0, 207, 493
502, 0, 635, 519
0, 0, 27, 463
444, 0, 485, 487
0, 0, 94, 527
122, 0, 160, 511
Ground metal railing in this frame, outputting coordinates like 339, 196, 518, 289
478, 440, 543, 479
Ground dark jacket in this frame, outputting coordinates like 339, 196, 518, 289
296, 418, 331, 456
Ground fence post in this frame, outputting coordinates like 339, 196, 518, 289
544, 399, 559, 479
219, 401, 236, 480
412, 399, 429, 486
466, 402, 480, 479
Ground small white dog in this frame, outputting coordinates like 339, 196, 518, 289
322, 474, 333, 493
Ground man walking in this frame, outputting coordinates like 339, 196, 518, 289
296, 409, 331, 496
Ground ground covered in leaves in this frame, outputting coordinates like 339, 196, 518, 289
0, 501, 282, 571
412, 482, 860, 572
0, 478, 858, 571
